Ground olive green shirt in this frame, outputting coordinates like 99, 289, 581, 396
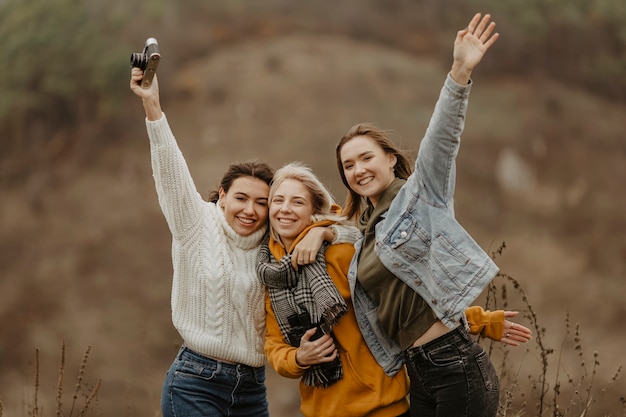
357, 178, 437, 350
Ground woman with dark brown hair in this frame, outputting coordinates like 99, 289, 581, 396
129, 68, 351, 417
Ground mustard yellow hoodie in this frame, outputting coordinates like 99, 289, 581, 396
264, 222, 505, 417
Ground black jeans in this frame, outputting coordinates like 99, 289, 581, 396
404, 326, 499, 417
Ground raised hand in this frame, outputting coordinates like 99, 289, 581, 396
130, 67, 163, 121
451, 13, 499, 85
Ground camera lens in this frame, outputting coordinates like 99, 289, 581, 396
130, 53, 148, 70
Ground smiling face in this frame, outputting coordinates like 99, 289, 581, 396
218, 176, 270, 237
339, 135, 397, 206
269, 178, 314, 250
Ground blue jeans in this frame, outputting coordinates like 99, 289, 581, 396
161, 345, 269, 417
404, 326, 499, 417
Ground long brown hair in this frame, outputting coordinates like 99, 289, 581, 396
208, 160, 274, 203
335, 123, 412, 220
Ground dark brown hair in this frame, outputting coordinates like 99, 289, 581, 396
208, 160, 275, 203
335, 123, 412, 220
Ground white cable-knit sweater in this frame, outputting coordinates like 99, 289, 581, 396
146, 114, 267, 367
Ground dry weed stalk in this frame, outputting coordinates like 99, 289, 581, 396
487, 241, 624, 417
56, 342, 65, 417
72, 346, 100, 417
18, 343, 101, 417
32, 348, 41, 417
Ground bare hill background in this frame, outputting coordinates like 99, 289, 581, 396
1, 1, 625, 416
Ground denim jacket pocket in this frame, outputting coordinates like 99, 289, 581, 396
384, 214, 430, 261
406, 232, 468, 300
430, 232, 470, 279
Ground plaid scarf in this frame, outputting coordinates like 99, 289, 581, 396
257, 237, 348, 387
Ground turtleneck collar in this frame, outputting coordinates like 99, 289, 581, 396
216, 203, 267, 250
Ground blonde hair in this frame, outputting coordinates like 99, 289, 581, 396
269, 162, 348, 242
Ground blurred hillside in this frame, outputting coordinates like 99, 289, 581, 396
1, 1, 625, 416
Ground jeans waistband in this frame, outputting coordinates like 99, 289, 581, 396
405, 325, 472, 359
177, 345, 263, 373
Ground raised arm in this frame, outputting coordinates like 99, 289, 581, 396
414, 13, 499, 206
129, 68, 205, 238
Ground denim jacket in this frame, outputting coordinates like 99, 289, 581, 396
347, 74, 499, 377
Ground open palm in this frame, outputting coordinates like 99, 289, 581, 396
453, 13, 499, 72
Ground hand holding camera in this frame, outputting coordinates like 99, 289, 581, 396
130, 37, 160, 88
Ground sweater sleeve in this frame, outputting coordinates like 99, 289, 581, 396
330, 224, 361, 245
146, 114, 205, 238
465, 306, 504, 341
264, 294, 308, 379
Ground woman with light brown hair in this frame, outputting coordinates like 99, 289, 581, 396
335, 13, 530, 416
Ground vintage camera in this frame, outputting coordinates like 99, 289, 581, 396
130, 37, 160, 88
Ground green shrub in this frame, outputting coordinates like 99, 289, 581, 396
0, 0, 130, 182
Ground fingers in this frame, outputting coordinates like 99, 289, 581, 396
289, 249, 310, 270
501, 319, 533, 346
300, 252, 315, 265
290, 255, 299, 270
503, 311, 520, 319
300, 327, 319, 342
508, 321, 532, 337
474, 14, 492, 38
501, 333, 531, 347
466, 12, 482, 34
464, 13, 499, 47
130, 68, 143, 87
291, 228, 325, 268
319, 349, 338, 363
316, 336, 336, 358
482, 28, 499, 50
290, 248, 316, 268
467, 13, 492, 37
298, 331, 337, 366
479, 21, 497, 43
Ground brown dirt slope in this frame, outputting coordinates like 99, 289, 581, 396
1, 34, 624, 416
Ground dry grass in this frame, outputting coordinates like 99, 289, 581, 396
483, 242, 625, 417
3, 250, 623, 417
0, 343, 101, 417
